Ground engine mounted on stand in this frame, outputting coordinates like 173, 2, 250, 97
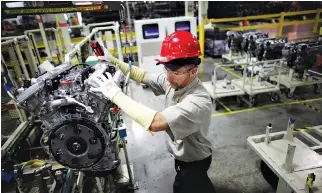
8, 61, 138, 192
226, 31, 246, 55
241, 32, 268, 57
255, 37, 288, 61
283, 41, 322, 78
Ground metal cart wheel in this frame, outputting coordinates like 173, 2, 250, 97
211, 98, 220, 111
249, 95, 258, 107
313, 84, 321, 94
285, 89, 294, 99
237, 96, 244, 107
270, 92, 280, 103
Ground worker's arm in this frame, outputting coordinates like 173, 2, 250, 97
114, 88, 210, 139
96, 39, 167, 95
96, 39, 146, 83
88, 73, 210, 138
149, 112, 169, 132
109, 57, 146, 83
88, 73, 166, 134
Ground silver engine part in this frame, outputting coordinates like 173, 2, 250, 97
241, 32, 268, 56
15, 62, 125, 174
255, 37, 288, 61
226, 31, 245, 54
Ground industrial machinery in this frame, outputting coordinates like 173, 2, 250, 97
241, 31, 268, 58
247, 119, 322, 193
223, 31, 269, 64
269, 40, 322, 98
233, 32, 269, 70
227, 31, 245, 54
222, 31, 247, 64
255, 37, 288, 61
1, 61, 138, 193
283, 41, 322, 78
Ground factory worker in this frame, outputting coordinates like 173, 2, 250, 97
89, 31, 216, 193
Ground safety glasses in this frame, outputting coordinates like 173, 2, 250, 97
163, 66, 196, 76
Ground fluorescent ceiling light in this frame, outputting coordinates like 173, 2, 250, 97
74, 2, 93, 5
6, 2, 24, 8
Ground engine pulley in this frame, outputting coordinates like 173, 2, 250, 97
48, 118, 107, 169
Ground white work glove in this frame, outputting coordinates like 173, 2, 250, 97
88, 72, 122, 101
96, 38, 114, 63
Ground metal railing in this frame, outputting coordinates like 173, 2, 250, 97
1, 35, 40, 79
24, 28, 64, 62
65, 22, 123, 65
208, 9, 322, 36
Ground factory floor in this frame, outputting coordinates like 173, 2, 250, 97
123, 58, 322, 193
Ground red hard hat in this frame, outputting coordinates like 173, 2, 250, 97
155, 31, 201, 64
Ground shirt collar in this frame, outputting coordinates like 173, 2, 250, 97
173, 77, 199, 97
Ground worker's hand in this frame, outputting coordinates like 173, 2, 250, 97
96, 39, 114, 63
88, 72, 122, 101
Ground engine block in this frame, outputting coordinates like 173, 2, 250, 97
15, 62, 125, 174
255, 37, 288, 61
283, 41, 322, 76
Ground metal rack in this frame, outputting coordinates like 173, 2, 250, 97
203, 63, 245, 109
232, 59, 284, 107
269, 68, 322, 98
247, 123, 322, 193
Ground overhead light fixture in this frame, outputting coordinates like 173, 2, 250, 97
6, 2, 24, 8
74, 2, 93, 5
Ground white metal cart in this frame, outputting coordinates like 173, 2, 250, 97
222, 50, 247, 64
232, 59, 284, 107
202, 63, 245, 110
233, 54, 258, 72
269, 68, 322, 98
247, 122, 322, 193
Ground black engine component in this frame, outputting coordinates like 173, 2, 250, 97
227, 31, 246, 54
255, 37, 288, 61
241, 32, 268, 57
284, 41, 322, 76
14, 62, 125, 175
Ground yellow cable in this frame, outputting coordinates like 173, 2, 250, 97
20, 159, 46, 169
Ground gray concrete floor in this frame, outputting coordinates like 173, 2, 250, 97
123, 58, 322, 193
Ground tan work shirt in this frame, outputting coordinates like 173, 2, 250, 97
144, 73, 213, 162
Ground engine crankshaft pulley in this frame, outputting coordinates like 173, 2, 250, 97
48, 118, 107, 169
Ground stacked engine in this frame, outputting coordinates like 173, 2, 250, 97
226, 31, 245, 54
283, 41, 322, 76
241, 32, 268, 56
255, 37, 288, 61
15, 62, 125, 176
225, 30, 322, 77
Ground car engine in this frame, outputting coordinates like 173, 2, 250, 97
14, 62, 125, 176
241, 32, 268, 57
255, 37, 288, 61
226, 31, 245, 54
283, 41, 322, 77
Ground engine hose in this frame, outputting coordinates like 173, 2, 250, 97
110, 129, 118, 140
62, 169, 71, 193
